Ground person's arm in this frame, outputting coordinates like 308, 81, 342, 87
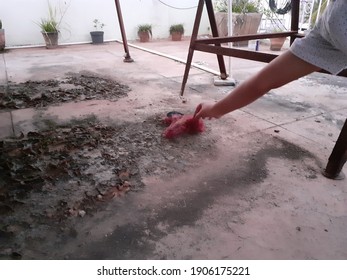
195, 51, 321, 119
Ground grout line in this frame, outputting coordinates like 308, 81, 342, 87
116, 40, 220, 76
242, 106, 347, 129
2, 53, 15, 136
238, 109, 344, 146
237, 110, 318, 144
9, 111, 15, 136
239, 109, 278, 126
1, 52, 9, 87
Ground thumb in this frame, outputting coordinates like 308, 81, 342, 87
193, 103, 203, 118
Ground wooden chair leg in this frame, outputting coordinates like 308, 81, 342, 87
323, 119, 347, 180
114, 0, 133, 63
180, 0, 227, 97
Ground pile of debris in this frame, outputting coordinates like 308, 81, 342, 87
0, 73, 130, 109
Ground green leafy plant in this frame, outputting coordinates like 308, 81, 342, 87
0, 20, 2, 29
38, 2, 59, 33
261, 7, 286, 31
169, 24, 184, 35
137, 24, 152, 36
214, 0, 260, 13
37, 1, 69, 33
39, 18, 59, 33
93, 19, 105, 31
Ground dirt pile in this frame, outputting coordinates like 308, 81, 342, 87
0, 73, 130, 109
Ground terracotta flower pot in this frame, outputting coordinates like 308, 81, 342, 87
232, 13, 262, 47
215, 12, 262, 47
0, 29, 5, 51
270, 37, 286, 51
138, 31, 150, 43
171, 32, 183, 41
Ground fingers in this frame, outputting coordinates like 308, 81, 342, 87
194, 103, 205, 119
194, 103, 222, 120
195, 103, 212, 119
194, 103, 203, 118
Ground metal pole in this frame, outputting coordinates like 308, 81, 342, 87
114, 0, 134, 62
308, 0, 315, 29
227, 0, 233, 77
213, 0, 235, 86
316, 0, 323, 24
290, 0, 300, 44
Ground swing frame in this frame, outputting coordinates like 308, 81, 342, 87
180, 0, 346, 97
178, 0, 346, 179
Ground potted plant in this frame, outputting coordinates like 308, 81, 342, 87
39, 19, 59, 49
169, 24, 184, 41
214, 0, 262, 47
137, 24, 152, 43
37, 2, 65, 49
262, 7, 288, 51
90, 19, 105, 44
0, 20, 5, 51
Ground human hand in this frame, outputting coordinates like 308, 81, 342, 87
194, 103, 222, 119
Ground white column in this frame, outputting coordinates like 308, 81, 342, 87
227, 0, 233, 78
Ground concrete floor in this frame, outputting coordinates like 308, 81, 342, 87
1, 39, 347, 259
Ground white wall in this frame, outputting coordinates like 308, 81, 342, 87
0, 0, 211, 47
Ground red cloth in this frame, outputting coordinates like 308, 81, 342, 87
163, 113, 204, 139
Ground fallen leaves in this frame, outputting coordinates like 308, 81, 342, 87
101, 181, 132, 201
